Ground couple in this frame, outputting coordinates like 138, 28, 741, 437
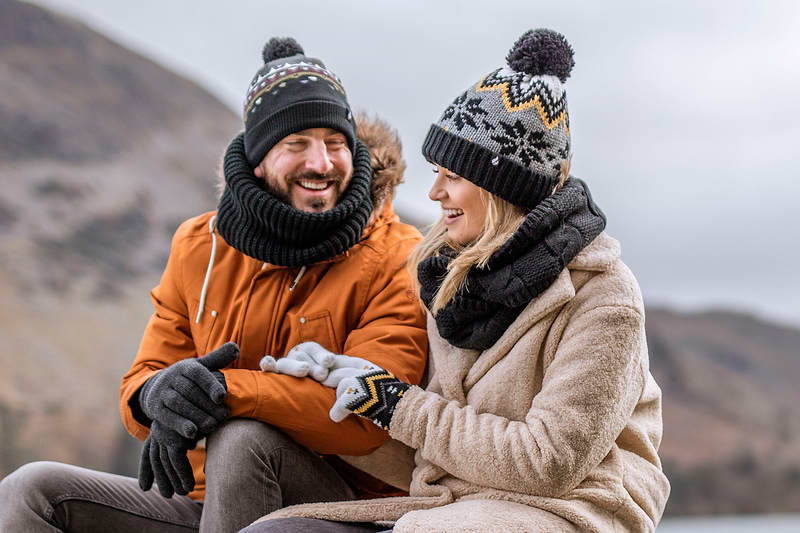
0, 29, 669, 532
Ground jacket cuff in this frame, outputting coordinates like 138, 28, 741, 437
220, 368, 260, 418
129, 384, 152, 428
120, 371, 157, 441
388, 385, 437, 449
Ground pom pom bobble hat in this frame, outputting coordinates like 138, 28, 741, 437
242, 37, 357, 168
422, 28, 575, 210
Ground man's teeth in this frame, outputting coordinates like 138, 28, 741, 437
299, 181, 329, 190
444, 208, 464, 217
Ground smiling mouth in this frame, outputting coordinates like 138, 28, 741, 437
296, 180, 334, 192
443, 208, 464, 218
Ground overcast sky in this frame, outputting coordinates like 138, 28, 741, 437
26, 0, 800, 327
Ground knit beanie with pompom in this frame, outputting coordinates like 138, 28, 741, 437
422, 28, 575, 210
242, 37, 356, 168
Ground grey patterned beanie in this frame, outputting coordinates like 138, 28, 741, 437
422, 28, 575, 210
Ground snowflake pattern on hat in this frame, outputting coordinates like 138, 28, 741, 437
422, 28, 575, 209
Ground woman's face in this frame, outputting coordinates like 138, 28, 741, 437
429, 165, 488, 245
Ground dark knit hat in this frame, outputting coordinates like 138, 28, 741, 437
422, 28, 575, 210
242, 37, 357, 168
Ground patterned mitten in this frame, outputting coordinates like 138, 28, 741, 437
330, 368, 410, 430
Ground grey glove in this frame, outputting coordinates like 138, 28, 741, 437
138, 420, 197, 498
139, 342, 239, 439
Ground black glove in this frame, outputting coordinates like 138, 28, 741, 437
139, 342, 239, 439
138, 420, 197, 498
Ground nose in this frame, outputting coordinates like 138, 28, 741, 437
304, 140, 334, 175
429, 169, 447, 202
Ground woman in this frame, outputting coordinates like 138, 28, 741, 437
249, 28, 669, 533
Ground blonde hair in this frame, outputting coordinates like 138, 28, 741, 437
410, 156, 571, 315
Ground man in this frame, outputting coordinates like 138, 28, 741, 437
0, 37, 427, 532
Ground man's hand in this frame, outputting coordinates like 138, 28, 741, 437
138, 420, 198, 498
260, 341, 380, 388
139, 342, 239, 439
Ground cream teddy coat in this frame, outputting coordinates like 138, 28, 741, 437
253, 233, 670, 532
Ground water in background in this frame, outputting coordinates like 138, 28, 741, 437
657, 514, 800, 532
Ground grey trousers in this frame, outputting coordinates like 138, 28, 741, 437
0, 420, 383, 532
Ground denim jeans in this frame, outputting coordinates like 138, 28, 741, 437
0, 420, 366, 532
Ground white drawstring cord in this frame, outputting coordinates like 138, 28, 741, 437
289, 266, 306, 291
196, 215, 217, 324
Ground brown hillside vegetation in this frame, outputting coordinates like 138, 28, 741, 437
0, 0, 241, 477
648, 309, 800, 515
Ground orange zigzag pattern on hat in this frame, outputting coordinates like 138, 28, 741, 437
476, 75, 569, 134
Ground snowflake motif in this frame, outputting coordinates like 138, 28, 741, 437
552, 143, 570, 172
490, 118, 550, 167
442, 92, 488, 131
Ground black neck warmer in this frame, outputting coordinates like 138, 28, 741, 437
417, 177, 606, 351
216, 133, 373, 267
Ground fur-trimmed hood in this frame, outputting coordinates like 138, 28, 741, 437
216, 113, 406, 216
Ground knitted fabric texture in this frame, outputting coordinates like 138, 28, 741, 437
139, 420, 198, 498
422, 28, 574, 210
345, 369, 410, 431
243, 37, 356, 167
216, 133, 373, 267
138, 342, 237, 438
417, 177, 605, 350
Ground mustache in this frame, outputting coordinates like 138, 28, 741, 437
287, 170, 346, 185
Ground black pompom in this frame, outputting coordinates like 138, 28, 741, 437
506, 28, 574, 82
262, 37, 305, 64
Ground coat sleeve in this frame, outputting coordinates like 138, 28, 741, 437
220, 238, 429, 456
119, 221, 198, 441
389, 304, 647, 497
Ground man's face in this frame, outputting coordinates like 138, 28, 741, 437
254, 128, 353, 213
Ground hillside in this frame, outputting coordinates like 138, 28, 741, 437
648, 309, 800, 515
0, 0, 241, 477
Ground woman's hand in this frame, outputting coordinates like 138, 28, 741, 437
330, 368, 410, 430
260, 341, 409, 429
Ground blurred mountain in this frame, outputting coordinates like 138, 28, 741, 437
647, 309, 800, 516
0, 0, 241, 477
1, 0, 799, 519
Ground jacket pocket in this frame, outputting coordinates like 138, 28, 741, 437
298, 310, 338, 353
189, 299, 219, 356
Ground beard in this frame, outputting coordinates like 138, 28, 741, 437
264, 169, 350, 213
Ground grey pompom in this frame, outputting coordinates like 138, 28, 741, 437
262, 37, 305, 64
506, 28, 575, 82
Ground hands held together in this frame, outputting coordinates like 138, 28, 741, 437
138, 342, 239, 497
261, 342, 410, 430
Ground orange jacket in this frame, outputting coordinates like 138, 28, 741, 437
120, 119, 428, 501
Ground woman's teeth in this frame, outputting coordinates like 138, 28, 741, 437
299, 181, 329, 191
444, 208, 464, 217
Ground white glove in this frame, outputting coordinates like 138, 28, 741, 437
261, 341, 381, 388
